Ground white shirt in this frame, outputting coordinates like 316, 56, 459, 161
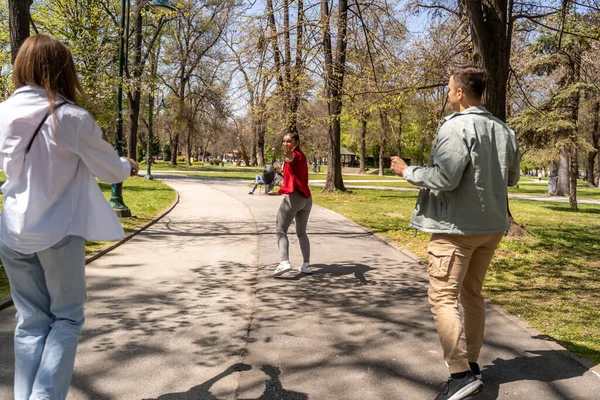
0, 86, 131, 254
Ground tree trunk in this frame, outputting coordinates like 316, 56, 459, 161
568, 145, 578, 211
203, 139, 210, 162
465, 0, 511, 121
586, 99, 599, 187
565, 43, 582, 210
587, 150, 597, 187
288, 0, 304, 132
256, 111, 266, 167
127, 6, 144, 160
378, 145, 385, 177
239, 140, 249, 167
359, 114, 367, 174
9, 0, 31, 63
395, 108, 403, 156
186, 126, 193, 166
128, 92, 141, 159
250, 125, 257, 167
283, 0, 293, 131
555, 147, 570, 196
322, 0, 347, 192
378, 110, 387, 177
169, 135, 178, 166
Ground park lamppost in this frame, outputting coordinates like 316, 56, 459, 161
110, 0, 175, 216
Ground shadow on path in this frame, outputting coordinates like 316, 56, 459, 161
273, 263, 374, 285
474, 349, 592, 399
144, 363, 308, 400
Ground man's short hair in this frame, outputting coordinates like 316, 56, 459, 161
450, 65, 487, 99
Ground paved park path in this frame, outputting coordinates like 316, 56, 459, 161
1, 174, 598, 399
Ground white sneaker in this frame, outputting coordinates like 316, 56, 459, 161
272, 261, 293, 277
299, 262, 313, 274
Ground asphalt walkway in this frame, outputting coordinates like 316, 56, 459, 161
0, 174, 598, 399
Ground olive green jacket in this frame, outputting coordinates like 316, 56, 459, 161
404, 106, 520, 234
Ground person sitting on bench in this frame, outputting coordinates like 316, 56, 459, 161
248, 162, 283, 195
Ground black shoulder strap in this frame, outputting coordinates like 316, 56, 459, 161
26, 102, 67, 154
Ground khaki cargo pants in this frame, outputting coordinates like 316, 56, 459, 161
427, 232, 504, 374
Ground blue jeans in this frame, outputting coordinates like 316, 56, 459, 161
0, 236, 86, 400
249, 175, 265, 193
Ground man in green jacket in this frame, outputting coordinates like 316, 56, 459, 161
391, 65, 520, 400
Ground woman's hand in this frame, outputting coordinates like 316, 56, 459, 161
283, 147, 294, 162
123, 157, 139, 177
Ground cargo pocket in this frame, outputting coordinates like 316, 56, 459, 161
427, 248, 455, 278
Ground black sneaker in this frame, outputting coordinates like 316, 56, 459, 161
469, 362, 482, 380
434, 371, 483, 400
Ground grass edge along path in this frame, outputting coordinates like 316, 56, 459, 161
310, 187, 600, 367
0, 176, 176, 299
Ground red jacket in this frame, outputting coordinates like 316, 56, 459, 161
279, 147, 311, 198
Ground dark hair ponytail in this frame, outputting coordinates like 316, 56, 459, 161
283, 130, 300, 142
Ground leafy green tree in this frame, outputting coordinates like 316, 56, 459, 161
511, 11, 597, 211
0, 0, 13, 100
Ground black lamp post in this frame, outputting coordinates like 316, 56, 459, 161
110, 0, 175, 216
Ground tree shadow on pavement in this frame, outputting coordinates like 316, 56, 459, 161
0, 322, 15, 395
273, 263, 374, 284
144, 363, 308, 400
313, 263, 373, 284
474, 349, 591, 399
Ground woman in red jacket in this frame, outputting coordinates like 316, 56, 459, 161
272, 131, 313, 277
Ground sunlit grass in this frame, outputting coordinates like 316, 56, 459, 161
329, 179, 600, 200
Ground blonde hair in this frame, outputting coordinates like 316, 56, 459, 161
13, 35, 84, 112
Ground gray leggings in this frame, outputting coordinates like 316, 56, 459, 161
276, 190, 312, 263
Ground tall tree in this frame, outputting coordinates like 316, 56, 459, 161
1, 0, 13, 98
585, 98, 600, 186
321, 0, 348, 191
125, 5, 170, 159
265, 0, 306, 134
8, 0, 32, 63
464, 0, 514, 121
511, 15, 593, 211
162, 0, 233, 166
33, 0, 120, 132
226, 21, 273, 167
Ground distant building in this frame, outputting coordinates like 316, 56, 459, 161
340, 147, 358, 167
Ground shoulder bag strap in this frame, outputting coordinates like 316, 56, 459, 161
26, 102, 67, 154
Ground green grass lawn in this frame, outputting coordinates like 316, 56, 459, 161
147, 162, 263, 180
311, 173, 404, 181
0, 175, 176, 298
510, 180, 600, 199
147, 162, 404, 182
324, 178, 600, 200
311, 187, 600, 365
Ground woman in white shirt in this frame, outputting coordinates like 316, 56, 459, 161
0, 35, 137, 400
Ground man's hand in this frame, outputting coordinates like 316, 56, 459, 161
123, 157, 139, 177
390, 156, 408, 177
